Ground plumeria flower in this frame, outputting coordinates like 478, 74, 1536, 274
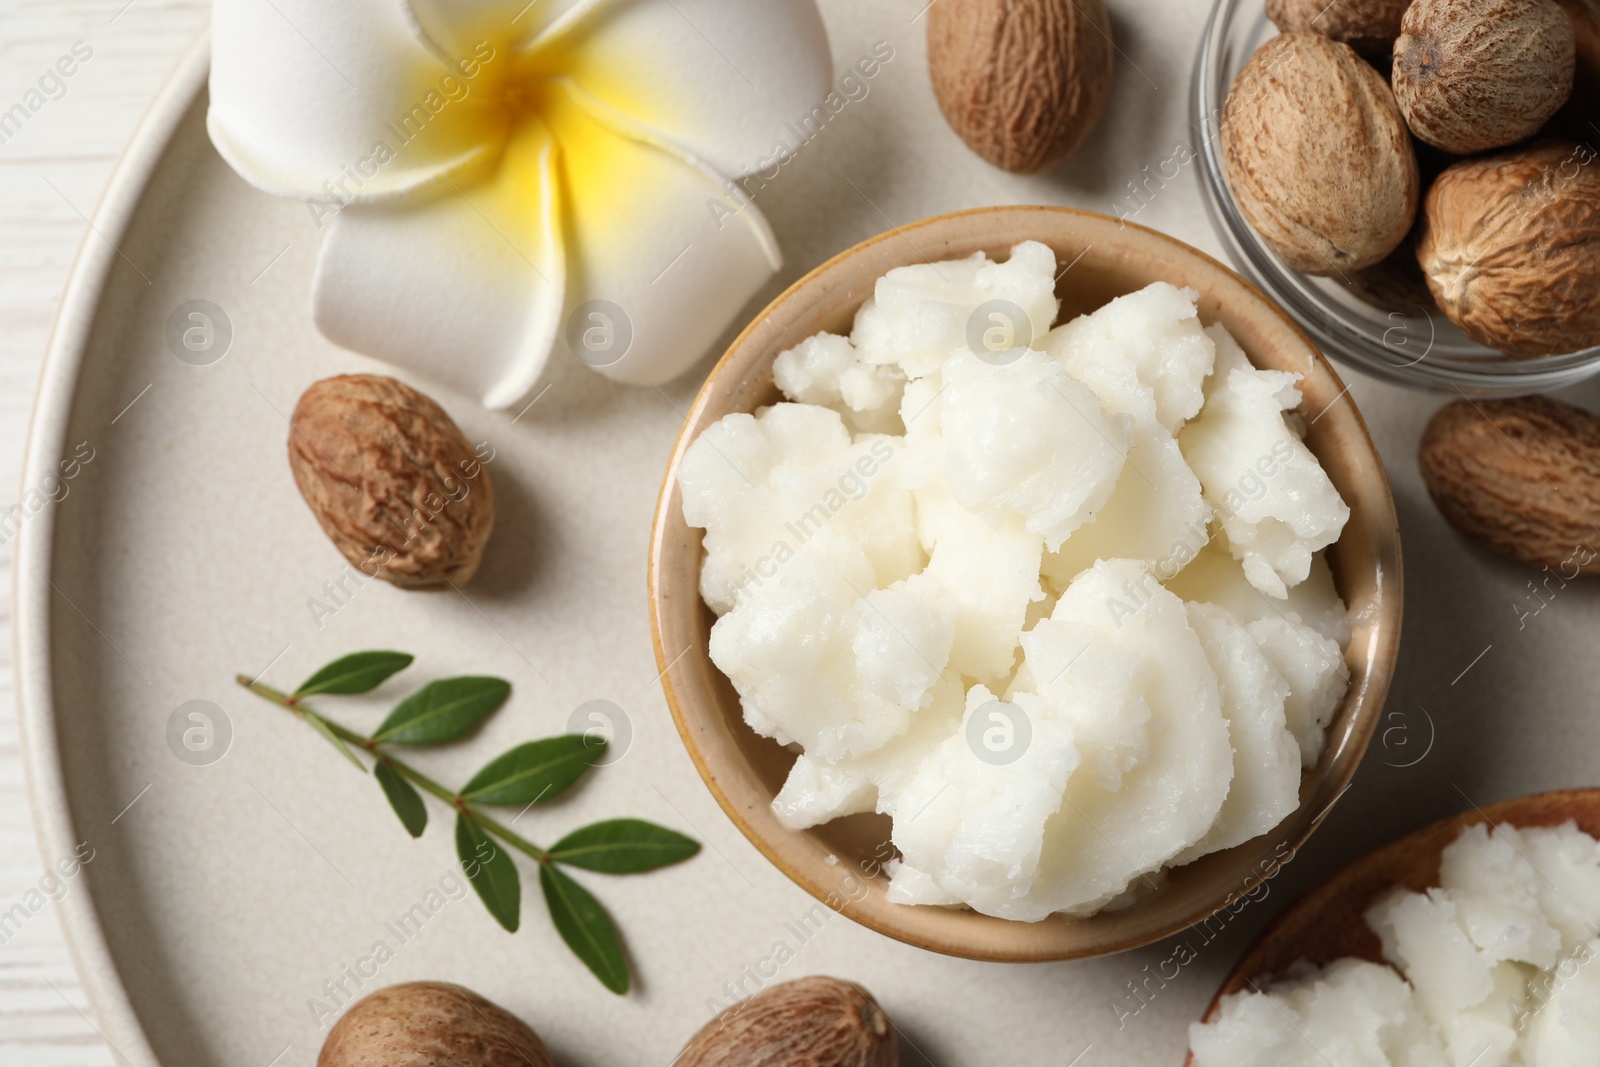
210, 0, 832, 408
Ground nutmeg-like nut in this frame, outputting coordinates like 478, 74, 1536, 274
1417, 141, 1600, 358
1555, 0, 1600, 104
1419, 397, 1600, 574
1345, 227, 1439, 314
927, 0, 1113, 174
1562, 0, 1600, 78
1265, 0, 1411, 55
1344, 145, 1454, 313
318, 981, 552, 1067
1222, 33, 1419, 275
677, 976, 898, 1067
289, 374, 494, 589
1392, 0, 1575, 154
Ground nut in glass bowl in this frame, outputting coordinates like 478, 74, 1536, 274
1192, 0, 1600, 395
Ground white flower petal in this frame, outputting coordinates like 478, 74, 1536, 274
210, 0, 506, 201
551, 82, 780, 386
541, 0, 833, 178
310, 118, 564, 409
401, 0, 586, 61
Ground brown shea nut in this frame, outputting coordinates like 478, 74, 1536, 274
318, 981, 553, 1067
1345, 226, 1439, 314
1222, 33, 1419, 275
927, 0, 1113, 174
1392, 0, 1575, 154
1265, 0, 1411, 55
1419, 397, 1600, 573
676, 976, 898, 1067
1417, 141, 1600, 358
1561, 0, 1600, 83
289, 374, 494, 589
1555, 0, 1600, 108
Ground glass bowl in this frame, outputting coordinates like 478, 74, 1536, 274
1191, 0, 1600, 395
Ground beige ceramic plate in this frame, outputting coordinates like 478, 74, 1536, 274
1184, 788, 1600, 1065
648, 206, 1405, 962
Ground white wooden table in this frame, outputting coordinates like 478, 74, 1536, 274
8, 3, 1600, 1066
1, 3, 205, 1062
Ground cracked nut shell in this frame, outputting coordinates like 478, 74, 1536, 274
1222, 32, 1419, 275
289, 374, 494, 589
927, 0, 1113, 174
1393, 0, 1575, 153
318, 981, 552, 1067
1417, 141, 1600, 358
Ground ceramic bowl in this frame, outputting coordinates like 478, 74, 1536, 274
647, 206, 1404, 961
1184, 788, 1600, 1065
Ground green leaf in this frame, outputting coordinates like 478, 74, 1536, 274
460, 736, 603, 807
375, 761, 427, 837
294, 651, 413, 697
548, 819, 700, 874
457, 815, 520, 932
540, 863, 628, 994
301, 709, 366, 772
374, 677, 510, 745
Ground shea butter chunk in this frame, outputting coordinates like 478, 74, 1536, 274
1247, 617, 1346, 767
1439, 824, 1561, 969
773, 331, 906, 435
1174, 603, 1299, 864
1190, 808, 1600, 1066
1189, 958, 1440, 1067
914, 486, 1044, 683
851, 241, 1059, 379
1043, 425, 1209, 590
1046, 281, 1216, 432
1020, 560, 1232, 917
940, 349, 1127, 550
1368, 888, 1497, 1023
773, 677, 964, 830
708, 534, 941, 763
680, 403, 921, 614
1165, 536, 1351, 646
1523, 937, 1600, 1067
1521, 824, 1600, 952
1180, 325, 1348, 598
885, 685, 1079, 919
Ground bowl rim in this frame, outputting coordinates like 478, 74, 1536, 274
1189, 0, 1600, 395
648, 204, 1404, 961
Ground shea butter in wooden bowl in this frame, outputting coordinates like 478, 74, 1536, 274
648, 206, 1403, 962
1186, 789, 1600, 1065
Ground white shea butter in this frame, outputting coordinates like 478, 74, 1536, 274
681, 242, 1352, 920
1180, 325, 1349, 599
1190, 822, 1600, 1067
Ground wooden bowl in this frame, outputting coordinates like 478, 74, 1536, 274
1185, 788, 1600, 1064
647, 206, 1404, 961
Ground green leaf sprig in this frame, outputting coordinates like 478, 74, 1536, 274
236, 650, 698, 994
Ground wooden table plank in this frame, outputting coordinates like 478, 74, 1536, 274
1, 3, 206, 1062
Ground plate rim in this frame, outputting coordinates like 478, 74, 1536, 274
13, 30, 212, 1067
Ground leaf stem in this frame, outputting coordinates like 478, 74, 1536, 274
236, 675, 550, 862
